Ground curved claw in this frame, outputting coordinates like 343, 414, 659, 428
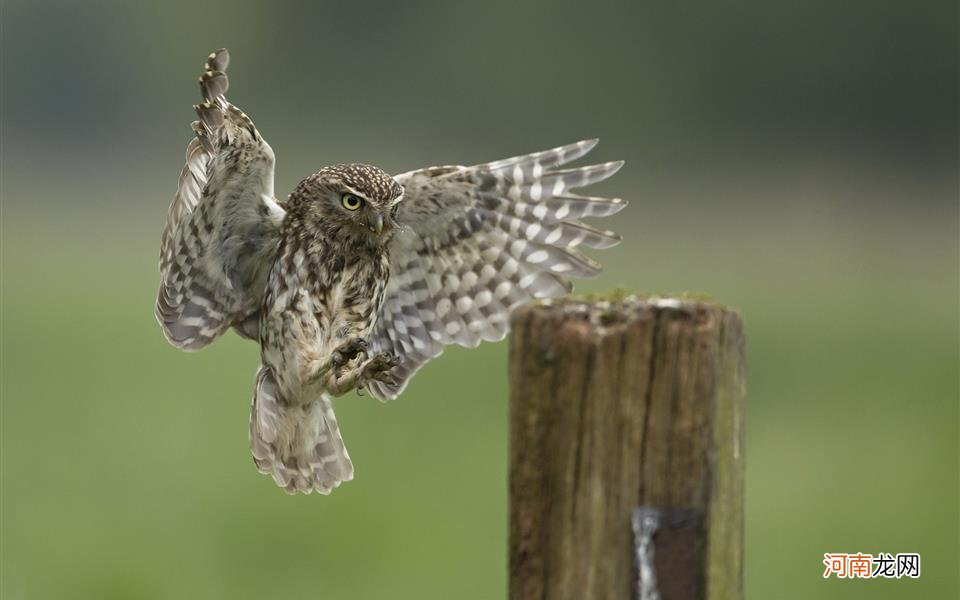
362, 352, 400, 378
331, 338, 369, 368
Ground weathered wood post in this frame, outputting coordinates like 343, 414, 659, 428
509, 296, 745, 600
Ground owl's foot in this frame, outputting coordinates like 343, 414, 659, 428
360, 352, 401, 386
323, 351, 399, 397
330, 338, 368, 369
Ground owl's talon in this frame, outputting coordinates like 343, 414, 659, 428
362, 352, 400, 387
331, 338, 368, 368
362, 351, 400, 379
385, 353, 400, 368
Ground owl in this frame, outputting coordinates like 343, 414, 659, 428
156, 49, 627, 494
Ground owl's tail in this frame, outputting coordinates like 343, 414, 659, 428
249, 366, 354, 494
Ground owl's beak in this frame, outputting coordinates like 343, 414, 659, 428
368, 212, 384, 235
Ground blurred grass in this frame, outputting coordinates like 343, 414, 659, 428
2, 182, 956, 598
2, 0, 957, 597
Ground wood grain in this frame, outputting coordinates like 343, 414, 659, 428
508, 297, 745, 600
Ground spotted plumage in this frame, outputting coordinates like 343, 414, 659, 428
156, 49, 627, 494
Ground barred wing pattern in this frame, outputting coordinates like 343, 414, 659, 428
367, 140, 625, 400
156, 49, 284, 350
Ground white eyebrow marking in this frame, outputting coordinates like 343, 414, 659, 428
341, 185, 368, 200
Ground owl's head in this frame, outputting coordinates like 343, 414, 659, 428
288, 163, 404, 249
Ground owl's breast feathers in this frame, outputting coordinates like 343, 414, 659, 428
260, 219, 390, 399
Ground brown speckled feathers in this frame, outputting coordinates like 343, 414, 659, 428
156, 49, 626, 495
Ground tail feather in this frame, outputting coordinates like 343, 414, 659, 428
250, 367, 354, 494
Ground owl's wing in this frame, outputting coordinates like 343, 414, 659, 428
367, 140, 625, 400
156, 49, 285, 350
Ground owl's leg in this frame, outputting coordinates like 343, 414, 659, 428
323, 352, 400, 397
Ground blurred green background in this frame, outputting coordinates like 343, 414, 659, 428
2, 1, 957, 598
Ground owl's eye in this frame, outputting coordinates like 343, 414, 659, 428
341, 193, 363, 211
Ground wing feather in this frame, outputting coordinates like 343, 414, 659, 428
368, 140, 625, 400
156, 49, 284, 350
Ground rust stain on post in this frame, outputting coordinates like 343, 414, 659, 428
508, 297, 745, 600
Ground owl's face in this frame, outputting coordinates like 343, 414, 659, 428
289, 163, 404, 249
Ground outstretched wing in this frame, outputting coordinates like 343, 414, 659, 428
156, 49, 285, 350
367, 140, 625, 400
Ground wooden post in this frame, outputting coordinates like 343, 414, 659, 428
508, 296, 745, 600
